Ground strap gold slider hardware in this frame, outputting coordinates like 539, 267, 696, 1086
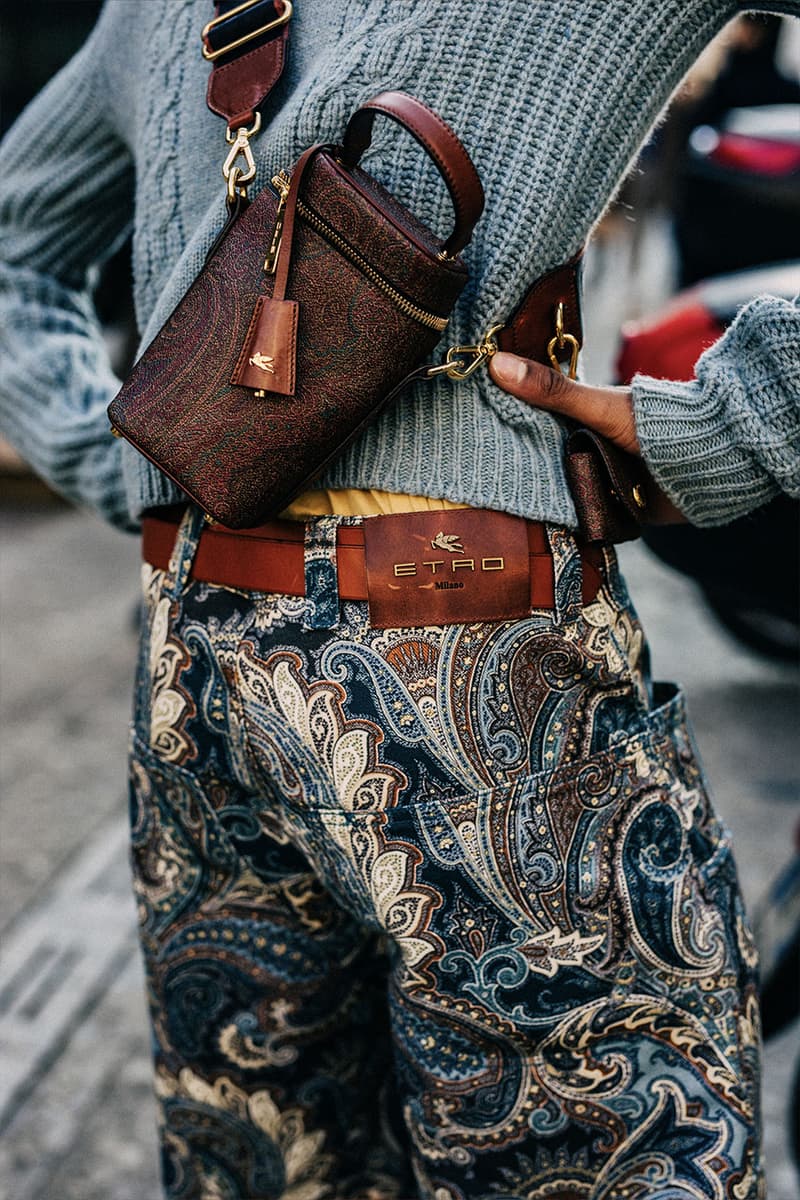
202, 0, 293, 62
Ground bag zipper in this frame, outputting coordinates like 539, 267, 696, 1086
266, 169, 449, 332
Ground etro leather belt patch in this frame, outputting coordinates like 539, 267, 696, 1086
363, 509, 537, 628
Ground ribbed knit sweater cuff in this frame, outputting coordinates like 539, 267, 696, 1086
632, 295, 799, 527
631, 374, 766, 526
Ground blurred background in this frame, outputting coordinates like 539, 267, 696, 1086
1, 6, 799, 1199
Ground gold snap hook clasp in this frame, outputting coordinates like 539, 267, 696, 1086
430, 322, 505, 381
546, 301, 580, 379
222, 112, 261, 205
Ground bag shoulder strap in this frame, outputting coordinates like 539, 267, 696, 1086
203, 0, 292, 131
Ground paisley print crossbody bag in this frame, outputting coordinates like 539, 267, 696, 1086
108, 0, 487, 528
109, 0, 658, 540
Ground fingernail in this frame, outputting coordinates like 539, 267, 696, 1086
491, 352, 526, 386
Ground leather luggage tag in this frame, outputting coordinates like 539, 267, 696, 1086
231, 295, 299, 396
363, 509, 531, 629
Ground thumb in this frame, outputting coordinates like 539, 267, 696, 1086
489, 351, 640, 454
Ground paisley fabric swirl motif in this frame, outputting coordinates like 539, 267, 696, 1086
155, 1066, 333, 1200
237, 644, 407, 813
129, 532, 762, 1200
143, 566, 195, 764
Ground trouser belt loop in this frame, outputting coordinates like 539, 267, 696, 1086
303, 515, 341, 630
547, 524, 590, 622
165, 507, 206, 602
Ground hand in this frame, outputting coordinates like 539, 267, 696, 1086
489, 350, 686, 524
489, 352, 640, 454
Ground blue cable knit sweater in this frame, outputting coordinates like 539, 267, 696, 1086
0, 0, 798, 532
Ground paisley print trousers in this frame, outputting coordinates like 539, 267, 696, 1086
129, 509, 762, 1200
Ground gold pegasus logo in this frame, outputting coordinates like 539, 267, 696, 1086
249, 352, 275, 374
430, 532, 464, 554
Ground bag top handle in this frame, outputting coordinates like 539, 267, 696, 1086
340, 91, 485, 259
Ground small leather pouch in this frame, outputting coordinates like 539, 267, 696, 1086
108, 92, 484, 529
565, 428, 652, 544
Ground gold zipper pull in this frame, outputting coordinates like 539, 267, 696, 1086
264, 170, 293, 274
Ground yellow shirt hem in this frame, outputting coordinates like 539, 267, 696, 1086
280, 488, 471, 520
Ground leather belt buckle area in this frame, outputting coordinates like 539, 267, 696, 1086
363, 509, 532, 629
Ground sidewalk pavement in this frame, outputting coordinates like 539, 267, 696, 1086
1, 503, 797, 1200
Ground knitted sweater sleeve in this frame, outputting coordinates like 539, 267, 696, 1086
0, 7, 135, 531
631, 294, 800, 526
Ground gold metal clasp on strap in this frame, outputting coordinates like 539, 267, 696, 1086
202, 0, 293, 62
547, 301, 580, 379
429, 322, 505, 381
222, 113, 261, 204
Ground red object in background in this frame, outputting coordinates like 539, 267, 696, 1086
615, 299, 724, 385
710, 132, 800, 177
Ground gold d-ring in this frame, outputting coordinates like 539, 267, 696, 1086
546, 302, 580, 379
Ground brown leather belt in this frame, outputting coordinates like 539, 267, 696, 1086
142, 508, 603, 610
